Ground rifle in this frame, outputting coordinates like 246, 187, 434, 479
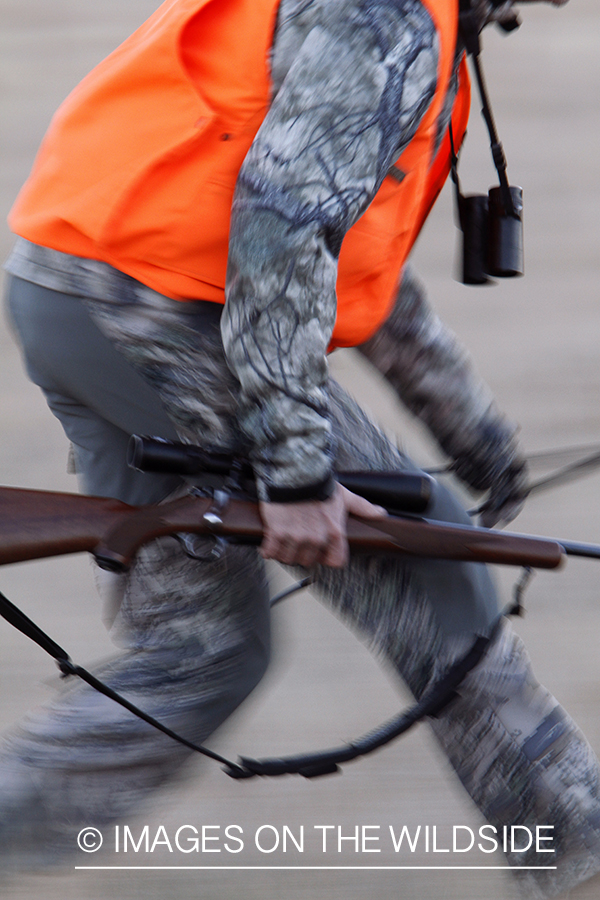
4, 430, 600, 573
0, 432, 574, 572
0, 481, 567, 573
2, 437, 600, 780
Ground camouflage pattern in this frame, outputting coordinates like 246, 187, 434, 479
2, 281, 600, 895
224, 0, 439, 498
359, 267, 526, 496
3, 0, 598, 893
0, 535, 271, 862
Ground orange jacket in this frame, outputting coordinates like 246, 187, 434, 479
9, 0, 469, 348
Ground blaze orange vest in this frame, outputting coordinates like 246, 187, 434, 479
9, 0, 469, 348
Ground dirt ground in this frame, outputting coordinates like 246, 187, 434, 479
0, 1, 599, 898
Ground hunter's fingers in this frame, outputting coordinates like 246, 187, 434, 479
320, 529, 348, 568
259, 484, 386, 569
261, 523, 346, 568
259, 489, 346, 568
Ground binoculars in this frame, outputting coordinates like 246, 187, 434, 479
459, 185, 524, 285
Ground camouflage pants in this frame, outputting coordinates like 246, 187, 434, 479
4, 274, 600, 896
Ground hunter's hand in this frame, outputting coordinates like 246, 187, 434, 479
259, 484, 387, 568
478, 459, 530, 529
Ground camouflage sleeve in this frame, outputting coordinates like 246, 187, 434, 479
221, 0, 438, 502
358, 267, 524, 493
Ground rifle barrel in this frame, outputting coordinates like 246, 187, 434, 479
559, 541, 600, 561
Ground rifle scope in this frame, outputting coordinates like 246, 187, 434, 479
128, 435, 433, 515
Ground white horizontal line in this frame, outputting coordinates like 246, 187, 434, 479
75, 865, 557, 871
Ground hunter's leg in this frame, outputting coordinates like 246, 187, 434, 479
1, 278, 271, 861
313, 380, 600, 900
0, 537, 270, 862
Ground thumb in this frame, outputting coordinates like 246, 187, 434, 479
342, 486, 388, 520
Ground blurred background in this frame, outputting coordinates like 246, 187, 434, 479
1, 1, 599, 898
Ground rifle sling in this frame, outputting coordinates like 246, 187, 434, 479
0, 589, 249, 777
0, 584, 500, 782
231, 621, 500, 779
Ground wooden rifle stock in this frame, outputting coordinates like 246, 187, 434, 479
0, 487, 130, 566
0, 485, 565, 572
